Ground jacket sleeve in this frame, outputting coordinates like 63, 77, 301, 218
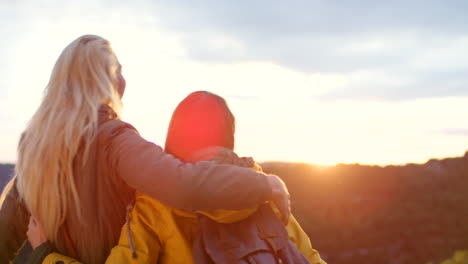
110, 127, 272, 212
0, 177, 30, 263
186, 164, 263, 222
286, 215, 327, 264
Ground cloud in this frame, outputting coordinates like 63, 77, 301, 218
3, 0, 468, 101
439, 129, 468, 136
123, 0, 468, 100
137, 1, 468, 68
315, 69, 468, 101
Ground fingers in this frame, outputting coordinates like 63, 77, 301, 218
267, 175, 291, 225
27, 217, 35, 244
27, 216, 47, 250
278, 191, 290, 225
284, 194, 291, 224
272, 191, 290, 225
28, 216, 35, 229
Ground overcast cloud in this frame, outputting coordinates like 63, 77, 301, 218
113, 0, 468, 100
2, 1, 468, 101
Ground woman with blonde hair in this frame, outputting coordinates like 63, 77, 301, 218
0, 35, 289, 264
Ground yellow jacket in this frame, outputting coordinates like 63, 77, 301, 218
44, 193, 325, 264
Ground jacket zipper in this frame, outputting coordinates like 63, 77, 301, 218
126, 203, 137, 259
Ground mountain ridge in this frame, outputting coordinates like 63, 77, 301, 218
1, 151, 467, 264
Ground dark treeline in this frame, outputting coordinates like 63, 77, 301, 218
262, 151, 468, 264
0, 164, 14, 193
1, 152, 467, 264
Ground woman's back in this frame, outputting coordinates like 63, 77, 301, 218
58, 106, 135, 263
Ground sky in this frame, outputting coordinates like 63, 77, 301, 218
0, 0, 467, 165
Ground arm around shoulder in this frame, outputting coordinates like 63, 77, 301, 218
109, 127, 272, 212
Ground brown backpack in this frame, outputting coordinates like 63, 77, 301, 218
193, 204, 311, 264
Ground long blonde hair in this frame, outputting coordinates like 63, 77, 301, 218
16, 35, 122, 245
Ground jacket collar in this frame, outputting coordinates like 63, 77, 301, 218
98, 104, 119, 123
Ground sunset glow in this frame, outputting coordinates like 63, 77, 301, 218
1, 1, 467, 165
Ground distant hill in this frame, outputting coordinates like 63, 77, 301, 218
0, 164, 14, 193
1, 152, 467, 264
261, 151, 468, 264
